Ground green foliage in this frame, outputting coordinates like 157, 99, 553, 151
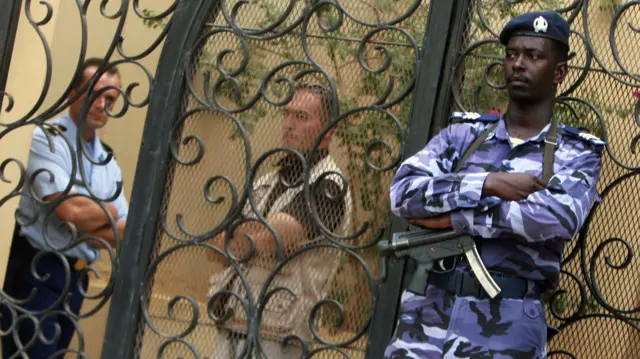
483, 0, 572, 21
143, 3, 421, 232
143, 0, 618, 234
141, 9, 169, 29
598, 0, 621, 12
141, 0, 622, 334
143, 4, 423, 333
546, 291, 601, 316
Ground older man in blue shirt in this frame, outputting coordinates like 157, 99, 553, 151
1, 58, 128, 358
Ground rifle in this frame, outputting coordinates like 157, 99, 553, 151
378, 227, 501, 299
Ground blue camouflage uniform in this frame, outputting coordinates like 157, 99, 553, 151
384, 112, 603, 359
0, 113, 128, 358
384, 10, 601, 358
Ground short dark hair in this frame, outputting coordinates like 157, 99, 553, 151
71, 57, 120, 89
294, 83, 336, 124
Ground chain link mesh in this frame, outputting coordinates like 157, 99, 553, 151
135, 1, 432, 358
453, 1, 640, 358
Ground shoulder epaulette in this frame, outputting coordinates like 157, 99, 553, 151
449, 112, 501, 124
43, 124, 67, 136
561, 125, 606, 146
100, 140, 115, 157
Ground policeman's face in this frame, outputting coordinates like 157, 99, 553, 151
504, 36, 566, 103
282, 90, 328, 152
69, 66, 121, 131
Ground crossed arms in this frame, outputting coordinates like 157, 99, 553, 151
391, 124, 602, 243
27, 127, 128, 249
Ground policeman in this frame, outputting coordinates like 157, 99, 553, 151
384, 11, 603, 358
1, 58, 129, 357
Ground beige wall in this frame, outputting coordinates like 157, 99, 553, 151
0, 1, 173, 357
0, 0, 171, 276
0, 0, 63, 281
43, 0, 170, 200
1, 1, 639, 357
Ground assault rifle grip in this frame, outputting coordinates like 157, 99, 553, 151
408, 260, 434, 294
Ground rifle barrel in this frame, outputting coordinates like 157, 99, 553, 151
391, 229, 460, 250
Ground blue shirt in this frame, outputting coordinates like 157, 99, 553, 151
390, 114, 603, 289
18, 114, 129, 261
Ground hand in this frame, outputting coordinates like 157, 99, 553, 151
207, 233, 228, 264
483, 172, 545, 201
105, 203, 119, 221
408, 214, 452, 229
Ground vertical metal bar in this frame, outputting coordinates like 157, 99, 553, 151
0, 0, 22, 106
100, 0, 218, 357
364, 1, 473, 358
427, 0, 475, 138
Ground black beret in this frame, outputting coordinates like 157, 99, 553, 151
499, 11, 570, 48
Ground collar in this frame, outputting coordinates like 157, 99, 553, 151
277, 148, 329, 180
59, 113, 108, 161
491, 116, 562, 145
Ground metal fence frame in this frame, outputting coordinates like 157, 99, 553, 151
100, 1, 479, 357
1, 0, 637, 357
0, 0, 22, 107
100, 1, 219, 357
365, 1, 473, 356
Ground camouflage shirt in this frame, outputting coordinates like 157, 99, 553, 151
390, 113, 604, 289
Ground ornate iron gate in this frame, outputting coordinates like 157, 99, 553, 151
0, 0, 638, 358
104, 0, 446, 358
449, 2, 640, 358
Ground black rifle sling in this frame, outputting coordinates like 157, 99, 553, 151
541, 117, 558, 186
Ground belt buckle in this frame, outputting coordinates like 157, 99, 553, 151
74, 259, 88, 272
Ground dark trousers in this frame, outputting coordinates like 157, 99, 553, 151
1, 229, 87, 358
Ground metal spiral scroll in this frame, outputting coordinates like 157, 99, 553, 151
0, 0, 178, 357
453, 1, 640, 357
138, 0, 425, 357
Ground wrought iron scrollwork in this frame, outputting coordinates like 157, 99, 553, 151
0, 0, 178, 357
136, 0, 428, 358
5, 0, 637, 357
452, 1, 640, 358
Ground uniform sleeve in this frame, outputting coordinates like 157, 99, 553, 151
390, 123, 491, 218
451, 143, 603, 243
26, 128, 72, 199
109, 162, 129, 221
